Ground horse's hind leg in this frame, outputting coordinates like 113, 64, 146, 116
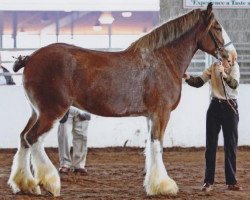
8, 109, 41, 195
25, 113, 62, 197
144, 110, 178, 196
20, 108, 37, 147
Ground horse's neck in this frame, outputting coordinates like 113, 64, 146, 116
160, 26, 201, 78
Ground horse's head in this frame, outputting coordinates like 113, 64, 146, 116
197, 3, 237, 63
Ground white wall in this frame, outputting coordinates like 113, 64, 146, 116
0, 84, 249, 148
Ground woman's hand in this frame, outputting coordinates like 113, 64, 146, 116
217, 65, 228, 79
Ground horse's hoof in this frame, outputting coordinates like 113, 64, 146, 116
38, 173, 61, 197
41, 182, 60, 197
145, 177, 179, 196
28, 184, 42, 195
8, 177, 41, 195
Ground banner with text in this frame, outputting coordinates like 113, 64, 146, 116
183, 0, 250, 8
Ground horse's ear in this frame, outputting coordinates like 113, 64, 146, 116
204, 2, 214, 24
206, 2, 213, 17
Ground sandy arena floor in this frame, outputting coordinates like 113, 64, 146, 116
0, 147, 249, 200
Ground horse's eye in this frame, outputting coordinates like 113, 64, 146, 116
215, 27, 222, 32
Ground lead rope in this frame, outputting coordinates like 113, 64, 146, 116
220, 72, 238, 115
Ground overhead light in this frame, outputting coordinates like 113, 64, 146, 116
93, 21, 102, 31
122, 11, 132, 18
98, 12, 114, 24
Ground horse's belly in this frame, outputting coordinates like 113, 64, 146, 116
75, 87, 146, 117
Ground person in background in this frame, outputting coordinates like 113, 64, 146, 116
183, 52, 242, 192
0, 53, 15, 85
58, 106, 91, 174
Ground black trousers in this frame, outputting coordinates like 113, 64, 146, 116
204, 98, 239, 185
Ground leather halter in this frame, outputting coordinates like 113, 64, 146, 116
208, 30, 232, 59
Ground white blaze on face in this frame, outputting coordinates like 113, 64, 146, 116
221, 25, 237, 63
221, 26, 236, 52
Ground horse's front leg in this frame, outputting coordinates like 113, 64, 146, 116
144, 110, 178, 195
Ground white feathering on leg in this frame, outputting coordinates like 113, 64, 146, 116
144, 140, 178, 195
144, 118, 152, 175
144, 137, 153, 188
31, 136, 61, 196
8, 145, 41, 195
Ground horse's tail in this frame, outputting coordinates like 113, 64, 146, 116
13, 55, 30, 72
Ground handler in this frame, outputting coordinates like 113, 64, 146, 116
58, 106, 91, 174
183, 52, 242, 192
0, 52, 15, 85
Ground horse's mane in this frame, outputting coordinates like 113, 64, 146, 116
128, 9, 203, 51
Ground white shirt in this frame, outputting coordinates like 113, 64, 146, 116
200, 62, 240, 99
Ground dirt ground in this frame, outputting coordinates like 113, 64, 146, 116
0, 147, 249, 200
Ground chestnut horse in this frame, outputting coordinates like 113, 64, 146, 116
8, 3, 236, 197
